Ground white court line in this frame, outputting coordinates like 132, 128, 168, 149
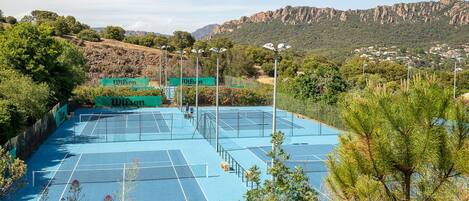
152, 111, 161, 133
58, 153, 83, 201
166, 150, 188, 201
180, 151, 209, 201
36, 153, 69, 201
209, 112, 236, 131
90, 113, 102, 136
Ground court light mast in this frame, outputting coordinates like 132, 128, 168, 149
210, 47, 227, 151
453, 57, 464, 99
160, 45, 170, 87
176, 49, 186, 110
192, 48, 204, 129
262, 42, 291, 182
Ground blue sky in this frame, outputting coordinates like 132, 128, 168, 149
2, 0, 428, 34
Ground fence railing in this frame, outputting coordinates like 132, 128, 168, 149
66, 112, 199, 144
199, 113, 256, 189
223, 76, 347, 131
2, 101, 78, 160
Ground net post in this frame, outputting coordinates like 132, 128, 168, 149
205, 164, 209, 178
122, 163, 126, 201
32, 171, 35, 187
139, 113, 142, 141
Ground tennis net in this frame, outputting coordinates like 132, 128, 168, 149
32, 163, 208, 187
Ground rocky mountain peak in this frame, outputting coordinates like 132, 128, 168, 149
212, 1, 468, 35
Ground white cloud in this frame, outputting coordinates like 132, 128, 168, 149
126, 21, 152, 31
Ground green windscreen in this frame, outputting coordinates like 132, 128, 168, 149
95, 96, 163, 107
169, 77, 215, 86
55, 104, 68, 127
100, 77, 150, 87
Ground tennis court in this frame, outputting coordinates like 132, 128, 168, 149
249, 144, 335, 197
73, 110, 200, 143
33, 150, 207, 201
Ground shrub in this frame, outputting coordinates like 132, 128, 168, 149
77, 29, 101, 42
175, 86, 270, 106
101, 26, 125, 41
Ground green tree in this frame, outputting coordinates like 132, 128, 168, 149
77, 29, 101, 42
170, 31, 195, 50
207, 37, 233, 49
4, 16, 17, 25
327, 76, 469, 200
0, 10, 4, 22
101, 26, 125, 41
245, 132, 318, 201
284, 65, 347, 104
52, 16, 71, 36
153, 35, 169, 47
31, 10, 59, 23
64, 16, 87, 34
0, 147, 26, 199
0, 23, 85, 101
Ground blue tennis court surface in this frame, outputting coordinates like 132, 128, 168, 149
33, 150, 207, 201
249, 144, 335, 192
8, 106, 341, 201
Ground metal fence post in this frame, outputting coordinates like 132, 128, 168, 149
105, 117, 108, 142
139, 113, 142, 141
262, 111, 265, 137
237, 111, 240, 138
170, 113, 174, 139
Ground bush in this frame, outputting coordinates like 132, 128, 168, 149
0, 23, 85, 101
77, 29, 101, 42
0, 147, 26, 198
72, 86, 166, 105
101, 26, 125, 41
0, 68, 50, 142
4, 16, 17, 24
175, 86, 270, 106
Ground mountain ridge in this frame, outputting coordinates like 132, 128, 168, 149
212, 0, 468, 35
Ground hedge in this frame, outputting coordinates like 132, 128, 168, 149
175, 86, 271, 106
72, 86, 165, 106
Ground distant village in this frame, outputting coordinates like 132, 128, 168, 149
353, 44, 469, 69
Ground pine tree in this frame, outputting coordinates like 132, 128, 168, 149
326, 76, 469, 200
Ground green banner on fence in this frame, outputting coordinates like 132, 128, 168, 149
55, 104, 68, 127
100, 77, 150, 87
169, 77, 215, 86
95, 96, 162, 107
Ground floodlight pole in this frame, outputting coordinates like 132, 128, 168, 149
216, 54, 220, 151
192, 49, 204, 130
263, 42, 291, 184
210, 47, 226, 152
179, 50, 184, 110
159, 49, 162, 87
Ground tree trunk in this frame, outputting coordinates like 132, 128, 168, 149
404, 172, 411, 201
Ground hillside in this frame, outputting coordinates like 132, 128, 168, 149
63, 36, 165, 82
202, 0, 469, 53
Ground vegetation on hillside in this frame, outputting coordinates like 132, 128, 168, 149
326, 77, 469, 200
218, 20, 469, 60
101, 26, 126, 41
77, 29, 101, 42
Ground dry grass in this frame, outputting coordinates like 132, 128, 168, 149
256, 76, 274, 85
84, 38, 163, 54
